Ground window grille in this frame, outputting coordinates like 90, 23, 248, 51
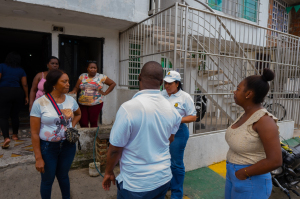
128, 42, 143, 89
270, 0, 288, 34
208, 0, 259, 22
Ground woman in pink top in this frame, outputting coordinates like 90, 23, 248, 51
29, 56, 59, 111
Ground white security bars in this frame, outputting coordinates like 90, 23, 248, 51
119, 3, 300, 134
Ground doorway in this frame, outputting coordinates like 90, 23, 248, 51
58, 35, 104, 90
0, 28, 51, 128
58, 35, 104, 124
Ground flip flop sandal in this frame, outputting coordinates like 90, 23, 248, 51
2, 139, 10, 149
12, 135, 19, 141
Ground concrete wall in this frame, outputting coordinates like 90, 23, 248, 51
15, 0, 149, 23
184, 120, 295, 171
116, 89, 139, 109
0, 15, 119, 124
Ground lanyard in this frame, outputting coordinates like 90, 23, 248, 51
46, 93, 67, 126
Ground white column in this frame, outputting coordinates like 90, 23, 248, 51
52, 32, 59, 57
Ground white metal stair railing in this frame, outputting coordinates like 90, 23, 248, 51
182, 3, 246, 122
120, 4, 255, 123
119, 2, 300, 131
148, 7, 240, 122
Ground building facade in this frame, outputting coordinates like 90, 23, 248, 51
0, 0, 299, 130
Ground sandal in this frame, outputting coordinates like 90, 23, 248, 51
12, 134, 19, 141
2, 138, 10, 149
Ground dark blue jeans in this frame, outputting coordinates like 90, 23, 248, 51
117, 181, 171, 199
40, 139, 76, 199
170, 123, 190, 199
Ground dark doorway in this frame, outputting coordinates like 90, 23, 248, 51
58, 35, 104, 90
0, 28, 51, 128
58, 35, 104, 123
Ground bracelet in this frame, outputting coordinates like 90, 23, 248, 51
244, 169, 250, 177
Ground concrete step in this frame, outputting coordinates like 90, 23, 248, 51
157, 41, 182, 49
198, 70, 223, 77
144, 25, 166, 32
156, 49, 191, 58
181, 58, 204, 67
208, 80, 232, 87
153, 34, 181, 43
216, 87, 233, 93
223, 97, 235, 104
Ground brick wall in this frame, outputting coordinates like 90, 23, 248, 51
96, 137, 109, 172
289, 9, 300, 36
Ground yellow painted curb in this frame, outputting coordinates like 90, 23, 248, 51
11, 153, 22, 157
208, 160, 227, 178
183, 196, 191, 199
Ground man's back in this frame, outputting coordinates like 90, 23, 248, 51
109, 90, 182, 192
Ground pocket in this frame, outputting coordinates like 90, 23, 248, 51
234, 171, 250, 181
265, 178, 272, 196
40, 141, 49, 154
233, 170, 252, 193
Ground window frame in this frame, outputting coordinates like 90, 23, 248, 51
208, 0, 259, 23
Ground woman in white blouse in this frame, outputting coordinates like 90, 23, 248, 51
30, 69, 81, 199
161, 71, 197, 199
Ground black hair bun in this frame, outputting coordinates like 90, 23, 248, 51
262, 68, 275, 82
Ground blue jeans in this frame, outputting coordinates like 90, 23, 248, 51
40, 140, 76, 199
117, 181, 171, 199
170, 123, 190, 199
225, 161, 272, 199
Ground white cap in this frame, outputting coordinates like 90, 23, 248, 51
163, 71, 181, 83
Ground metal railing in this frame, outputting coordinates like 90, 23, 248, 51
119, 2, 300, 134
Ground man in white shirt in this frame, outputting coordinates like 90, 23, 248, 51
102, 61, 182, 199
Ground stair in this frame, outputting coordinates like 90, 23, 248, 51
146, 24, 239, 122
199, 70, 223, 77
181, 58, 204, 67
208, 80, 232, 87
128, 10, 244, 123
153, 34, 181, 43
223, 96, 235, 104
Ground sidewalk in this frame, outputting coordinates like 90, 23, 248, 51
1, 130, 300, 198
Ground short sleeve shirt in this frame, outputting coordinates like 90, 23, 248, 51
0, 63, 26, 87
110, 90, 182, 192
161, 89, 197, 117
78, 73, 107, 106
30, 95, 79, 142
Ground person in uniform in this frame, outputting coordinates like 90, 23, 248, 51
161, 70, 197, 199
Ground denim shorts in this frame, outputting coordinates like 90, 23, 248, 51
225, 161, 272, 199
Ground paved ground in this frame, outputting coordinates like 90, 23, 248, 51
0, 162, 295, 199
1, 129, 300, 198
0, 138, 35, 169
0, 164, 118, 199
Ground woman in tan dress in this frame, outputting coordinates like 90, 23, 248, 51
225, 68, 282, 199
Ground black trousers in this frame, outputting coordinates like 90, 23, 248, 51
0, 87, 24, 139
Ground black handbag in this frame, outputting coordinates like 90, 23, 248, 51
47, 93, 81, 150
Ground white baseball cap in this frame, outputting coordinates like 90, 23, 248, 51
164, 71, 181, 83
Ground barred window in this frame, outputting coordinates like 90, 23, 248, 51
270, 0, 288, 34
128, 42, 142, 89
208, 0, 259, 22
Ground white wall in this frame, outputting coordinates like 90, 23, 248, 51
184, 120, 295, 171
15, 0, 149, 23
0, 15, 120, 124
